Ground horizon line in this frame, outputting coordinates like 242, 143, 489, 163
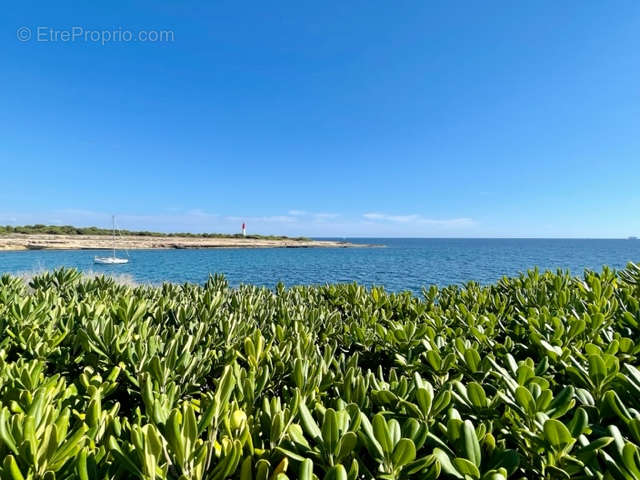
314, 236, 639, 240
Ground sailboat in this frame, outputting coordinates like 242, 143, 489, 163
94, 216, 129, 264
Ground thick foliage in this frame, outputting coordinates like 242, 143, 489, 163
1, 264, 640, 479
0, 225, 308, 241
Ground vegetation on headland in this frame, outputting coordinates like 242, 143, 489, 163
0, 224, 310, 241
2, 264, 640, 479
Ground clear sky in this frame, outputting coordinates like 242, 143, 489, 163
2, 1, 639, 237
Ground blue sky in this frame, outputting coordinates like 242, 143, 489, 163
2, 1, 639, 237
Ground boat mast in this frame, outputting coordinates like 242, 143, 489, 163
112, 215, 116, 259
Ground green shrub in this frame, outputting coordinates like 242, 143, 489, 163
0, 224, 310, 241
1, 264, 640, 478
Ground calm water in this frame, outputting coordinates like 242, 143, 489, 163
1, 239, 639, 292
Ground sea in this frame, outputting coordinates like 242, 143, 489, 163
1, 239, 639, 293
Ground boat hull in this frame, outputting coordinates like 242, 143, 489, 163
94, 257, 129, 265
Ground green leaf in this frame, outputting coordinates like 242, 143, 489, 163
567, 407, 588, 437
467, 383, 487, 408
276, 446, 308, 463
482, 470, 507, 480
416, 386, 433, 417
574, 436, 613, 460
49, 423, 89, 469
622, 443, 640, 478
543, 419, 574, 450
588, 355, 607, 386
462, 420, 481, 467
0, 408, 18, 455
391, 438, 416, 468
603, 390, 631, 422
539, 340, 563, 360
372, 414, 393, 456
108, 436, 144, 477
452, 457, 480, 479
324, 464, 348, 480
322, 409, 339, 453
255, 459, 271, 480
240, 456, 253, 480
545, 465, 570, 479
514, 386, 536, 416
433, 448, 463, 479
299, 458, 313, 480
299, 401, 322, 442
347, 458, 359, 480
184, 404, 198, 449
288, 423, 311, 449
335, 432, 358, 462
76, 448, 89, 480
464, 349, 481, 372
3, 456, 25, 480
547, 386, 575, 418
359, 412, 384, 460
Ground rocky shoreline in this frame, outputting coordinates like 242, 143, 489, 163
0, 233, 367, 251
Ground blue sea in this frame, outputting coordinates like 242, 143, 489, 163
1, 239, 639, 293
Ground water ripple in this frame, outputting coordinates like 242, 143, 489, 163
0, 238, 639, 293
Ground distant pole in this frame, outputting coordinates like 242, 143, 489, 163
112, 215, 116, 259
242, 222, 246, 237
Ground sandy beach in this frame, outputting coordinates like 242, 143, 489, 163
0, 233, 364, 251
